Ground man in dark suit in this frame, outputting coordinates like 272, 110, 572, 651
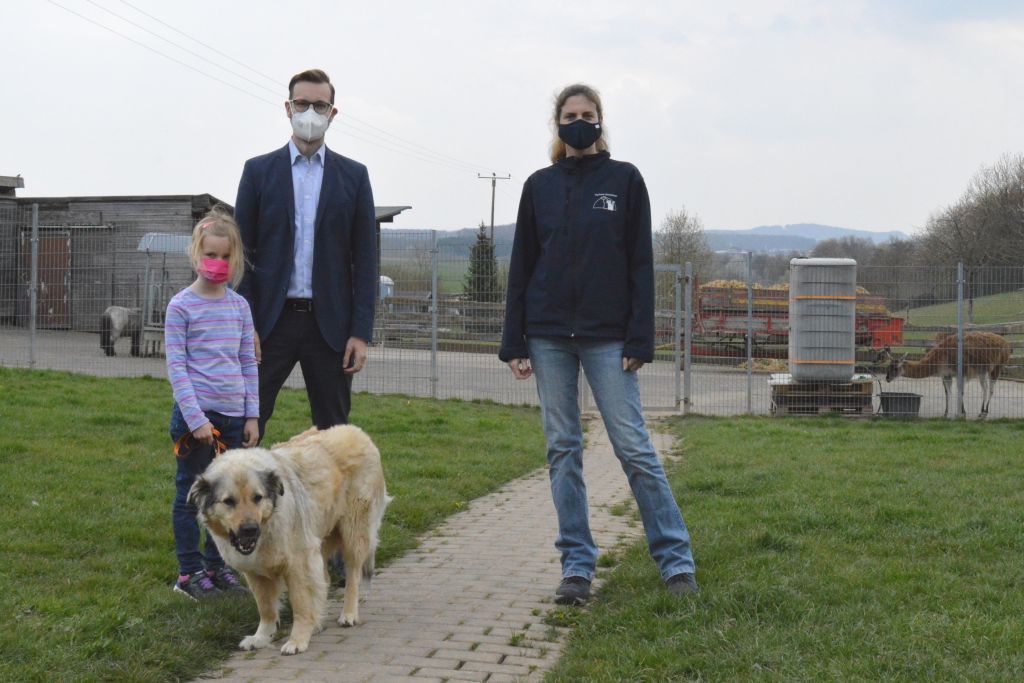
235, 68, 377, 439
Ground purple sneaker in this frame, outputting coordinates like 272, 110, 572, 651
208, 566, 249, 595
173, 570, 220, 600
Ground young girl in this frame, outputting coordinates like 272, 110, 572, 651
166, 207, 259, 599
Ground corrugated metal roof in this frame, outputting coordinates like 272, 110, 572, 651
137, 233, 191, 253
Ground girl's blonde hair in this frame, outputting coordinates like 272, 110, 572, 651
188, 206, 245, 289
548, 83, 610, 164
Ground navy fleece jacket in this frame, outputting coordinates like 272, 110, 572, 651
499, 151, 655, 363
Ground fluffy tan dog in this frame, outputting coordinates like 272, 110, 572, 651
189, 425, 390, 655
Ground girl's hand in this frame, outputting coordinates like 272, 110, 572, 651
623, 357, 645, 372
507, 358, 533, 380
243, 418, 260, 447
192, 422, 215, 445
254, 331, 262, 364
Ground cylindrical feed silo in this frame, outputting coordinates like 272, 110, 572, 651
788, 257, 857, 382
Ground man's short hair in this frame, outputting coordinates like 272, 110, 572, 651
288, 69, 335, 103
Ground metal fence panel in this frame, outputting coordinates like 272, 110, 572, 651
3, 213, 1022, 420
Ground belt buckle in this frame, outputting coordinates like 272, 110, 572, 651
290, 299, 313, 313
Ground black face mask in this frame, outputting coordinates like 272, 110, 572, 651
558, 119, 602, 151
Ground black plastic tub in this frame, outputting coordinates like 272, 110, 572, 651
878, 391, 922, 417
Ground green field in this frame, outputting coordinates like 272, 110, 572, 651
899, 289, 1024, 328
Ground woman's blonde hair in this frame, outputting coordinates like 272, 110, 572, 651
188, 205, 245, 289
548, 83, 610, 164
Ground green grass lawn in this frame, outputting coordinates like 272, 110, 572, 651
547, 416, 1024, 683
0, 368, 545, 683
900, 289, 1024, 327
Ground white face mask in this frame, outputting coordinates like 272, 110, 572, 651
290, 108, 331, 143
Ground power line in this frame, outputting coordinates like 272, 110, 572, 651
84, 0, 282, 99
103, 0, 500, 174
115, 0, 281, 88
47, 0, 280, 108
48, 0, 504, 176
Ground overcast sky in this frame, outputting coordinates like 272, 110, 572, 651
5, 1, 1024, 234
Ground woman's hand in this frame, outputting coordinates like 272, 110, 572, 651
243, 418, 260, 447
623, 357, 645, 372
192, 422, 214, 445
507, 358, 533, 380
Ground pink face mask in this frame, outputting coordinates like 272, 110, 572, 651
199, 258, 230, 285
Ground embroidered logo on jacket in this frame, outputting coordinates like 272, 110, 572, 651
592, 193, 617, 211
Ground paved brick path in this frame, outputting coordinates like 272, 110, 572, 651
201, 418, 674, 683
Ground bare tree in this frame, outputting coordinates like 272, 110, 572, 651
654, 207, 711, 274
810, 236, 877, 264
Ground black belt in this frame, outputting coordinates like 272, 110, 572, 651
285, 298, 314, 313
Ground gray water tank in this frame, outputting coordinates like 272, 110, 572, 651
788, 257, 857, 382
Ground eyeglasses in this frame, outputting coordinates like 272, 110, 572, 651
290, 99, 333, 115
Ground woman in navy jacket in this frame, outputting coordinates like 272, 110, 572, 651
500, 84, 697, 604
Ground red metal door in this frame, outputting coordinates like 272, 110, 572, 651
20, 231, 71, 329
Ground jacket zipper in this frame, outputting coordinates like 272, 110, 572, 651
568, 169, 583, 338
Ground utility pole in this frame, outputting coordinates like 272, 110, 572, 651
477, 172, 511, 241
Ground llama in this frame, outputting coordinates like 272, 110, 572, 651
879, 331, 1011, 418
99, 305, 141, 357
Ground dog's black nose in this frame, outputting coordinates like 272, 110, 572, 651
238, 522, 260, 539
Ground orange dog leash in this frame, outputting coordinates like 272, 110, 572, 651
174, 427, 228, 459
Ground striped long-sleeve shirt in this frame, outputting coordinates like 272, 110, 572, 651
165, 287, 259, 433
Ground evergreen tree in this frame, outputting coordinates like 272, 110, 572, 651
463, 222, 502, 303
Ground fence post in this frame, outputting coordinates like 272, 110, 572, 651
956, 260, 965, 418
28, 204, 40, 368
430, 230, 438, 399
746, 251, 753, 414
674, 264, 682, 410
683, 262, 693, 415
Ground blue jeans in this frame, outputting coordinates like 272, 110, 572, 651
528, 336, 695, 581
169, 404, 245, 575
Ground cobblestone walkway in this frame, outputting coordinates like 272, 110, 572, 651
201, 417, 674, 683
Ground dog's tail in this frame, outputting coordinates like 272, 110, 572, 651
99, 311, 115, 356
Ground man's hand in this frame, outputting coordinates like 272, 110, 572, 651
192, 422, 214, 445
507, 358, 533, 380
343, 337, 369, 374
623, 357, 645, 372
243, 418, 259, 447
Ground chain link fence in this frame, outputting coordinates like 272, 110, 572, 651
2, 206, 1021, 419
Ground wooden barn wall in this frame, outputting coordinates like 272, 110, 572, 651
0, 199, 202, 332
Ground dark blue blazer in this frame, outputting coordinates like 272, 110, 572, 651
235, 144, 377, 352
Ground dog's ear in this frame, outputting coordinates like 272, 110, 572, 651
261, 470, 284, 499
188, 475, 213, 511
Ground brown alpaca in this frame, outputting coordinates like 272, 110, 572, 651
880, 332, 1011, 418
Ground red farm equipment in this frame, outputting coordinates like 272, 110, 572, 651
686, 280, 903, 358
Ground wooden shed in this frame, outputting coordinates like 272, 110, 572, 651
0, 194, 410, 333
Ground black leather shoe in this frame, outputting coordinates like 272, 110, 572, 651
665, 572, 699, 596
555, 576, 591, 605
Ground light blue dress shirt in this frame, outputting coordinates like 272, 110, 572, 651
287, 139, 325, 299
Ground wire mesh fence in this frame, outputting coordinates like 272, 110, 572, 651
2, 207, 1022, 420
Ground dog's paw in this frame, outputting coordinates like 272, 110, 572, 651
280, 639, 309, 655
239, 634, 271, 651
337, 613, 359, 627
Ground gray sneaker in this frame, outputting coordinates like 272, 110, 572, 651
173, 570, 220, 600
555, 576, 591, 605
208, 566, 249, 595
665, 572, 699, 596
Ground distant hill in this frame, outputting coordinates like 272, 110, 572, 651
705, 223, 909, 253
382, 222, 910, 257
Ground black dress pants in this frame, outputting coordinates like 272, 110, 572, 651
257, 302, 352, 440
